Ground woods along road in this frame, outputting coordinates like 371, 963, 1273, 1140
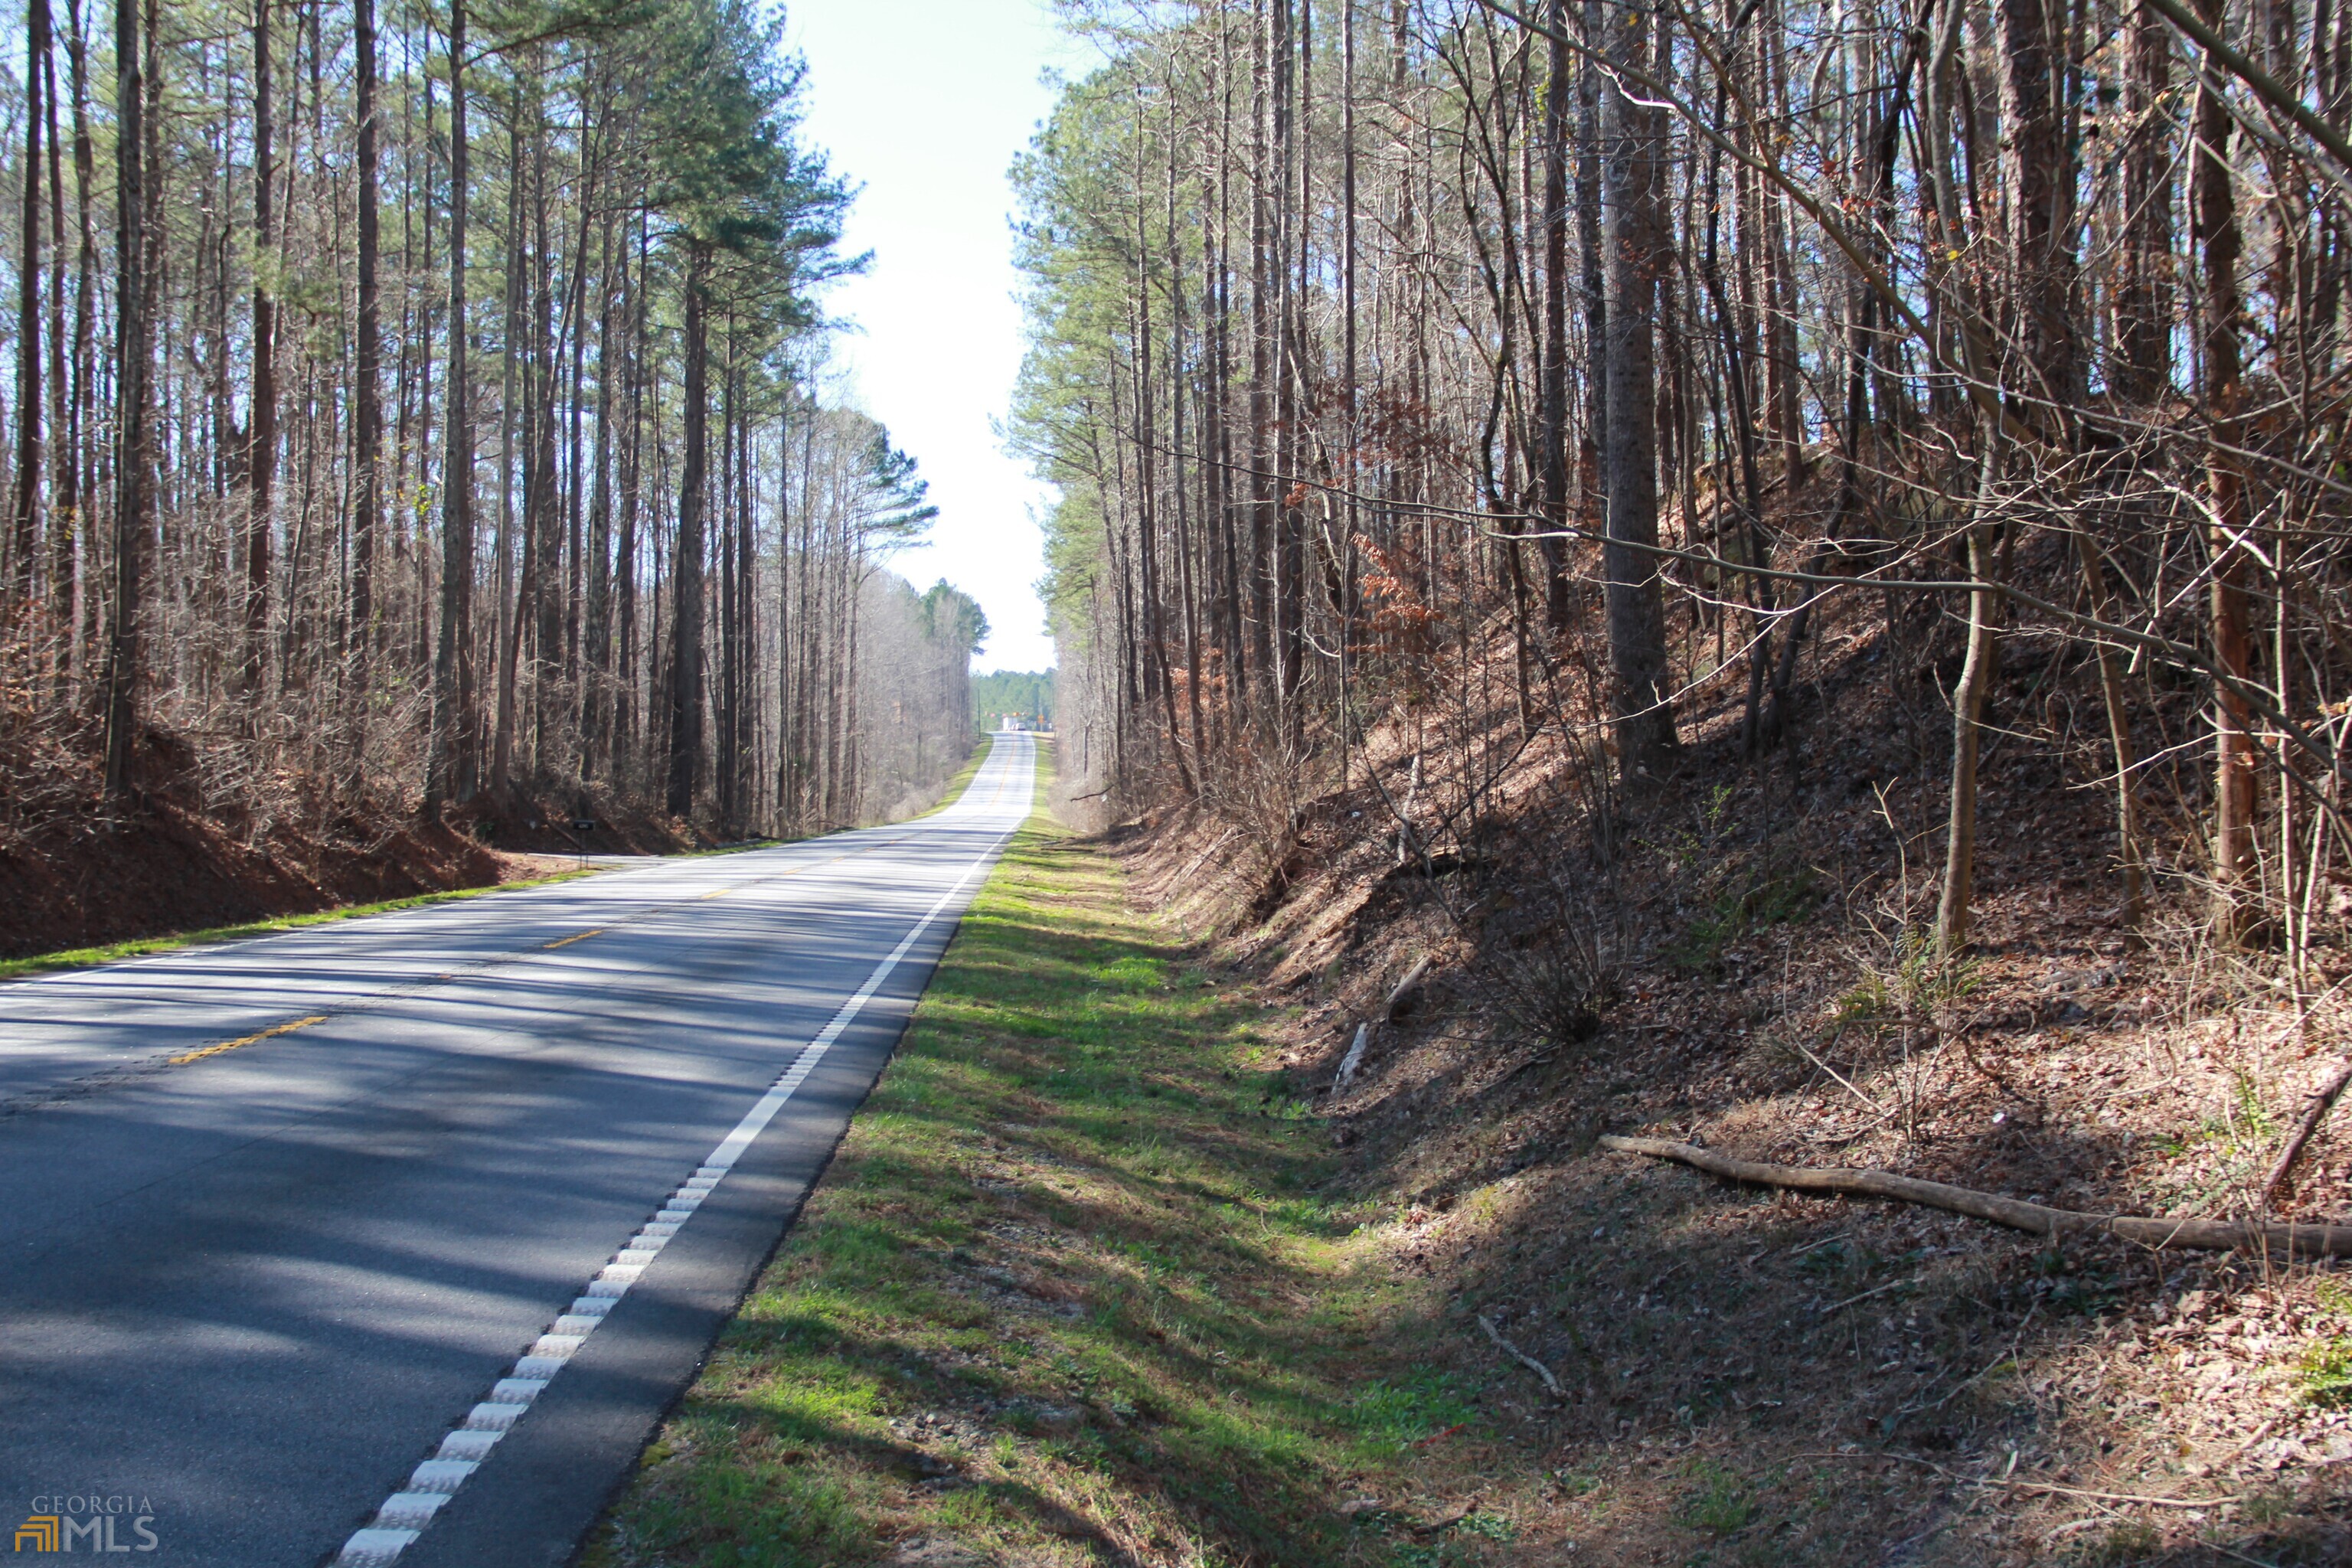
0, 732, 1034, 1566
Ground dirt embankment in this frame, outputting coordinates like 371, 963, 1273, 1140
1107, 603, 2352, 1562
0, 695, 694, 959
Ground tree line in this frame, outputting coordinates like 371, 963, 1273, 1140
972, 667, 1054, 730
0, 0, 984, 843
1016, 0, 2352, 960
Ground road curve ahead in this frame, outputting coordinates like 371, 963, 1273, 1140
0, 733, 1034, 1567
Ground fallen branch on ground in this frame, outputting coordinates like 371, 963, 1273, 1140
1804, 1449, 2236, 1509
1599, 1135, 2352, 1257
2262, 1058, 2352, 1205
1334, 955, 1432, 1092
1476, 1314, 1563, 1396
1819, 1276, 1912, 1316
1382, 955, 1432, 1017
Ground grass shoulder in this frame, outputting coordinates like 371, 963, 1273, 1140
587, 752, 1508, 1568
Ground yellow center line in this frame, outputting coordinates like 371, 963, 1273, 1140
168, 1014, 328, 1067
158, 828, 939, 1073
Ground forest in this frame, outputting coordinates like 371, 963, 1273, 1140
0, 0, 985, 910
1010, 0, 2352, 1550
1019, 0, 2350, 979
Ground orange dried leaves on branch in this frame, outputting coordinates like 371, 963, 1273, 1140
1354, 534, 1442, 658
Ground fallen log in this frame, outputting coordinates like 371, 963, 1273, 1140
2260, 1058, 2352, 1205
1599, 1135, 2352, 1258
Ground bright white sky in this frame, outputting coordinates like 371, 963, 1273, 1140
786, 0, 1093, 675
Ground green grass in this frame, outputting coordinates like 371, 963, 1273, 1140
2296, 1282, 2352, 1408
1677, 1459, 1759, 1535
0, 868, 600, 982
1834, 926, 1982, 1023
586, 743, 1498, 1568
2296, 1334, 2352, 1407
1670, 866, 1819, 972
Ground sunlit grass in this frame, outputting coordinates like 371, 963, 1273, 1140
587, 742, 1480, 1568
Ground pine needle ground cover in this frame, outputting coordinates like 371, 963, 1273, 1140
587, 754, 1517, 1568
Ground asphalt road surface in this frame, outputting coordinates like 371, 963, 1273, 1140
0, 732, 1035, 1566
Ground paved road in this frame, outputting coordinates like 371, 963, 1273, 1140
0, 733, 1034, 1566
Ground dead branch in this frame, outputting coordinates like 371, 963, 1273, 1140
1476, 1313, 1564, 1396
1382, 954, 1433, 1018
1334, 954, 1433, 1092
1599, 1135, 2352, 1257
1805, 1449, 2238, 1510
2261, 1059, 2352, 1205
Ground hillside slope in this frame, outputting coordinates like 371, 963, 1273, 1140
1098, 598, 2352, 1564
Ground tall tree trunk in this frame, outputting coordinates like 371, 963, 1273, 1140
2193, 0, 2256, 940
62, 0, 91, 676
563, 157, 592, 781
2113, 7, 2172, 401
1758, 0, 1802, 472
12, 0, 47, 628
715, 341, 738, 830
1336, 0, 1356, 777
41, 13, 70, 683
1999, 0, 2076, 436
528, 100, 560, 779
1576, 0, 1607, 540
1165, 80, 1206, 771
1537, 0, 1572, 633
731, 377, 753, 831
769, 397, 790, 824
1600, 0, 1676, 782
612, 211, 647, 786
491, 110, 524, 792
100, 0, 145, 795
583, 207, 614, 783
1275, 0, 1305, 734
426, 0, 474, 812
349, 0, 379, 724
1246, 0, 1276, 707
243, 0, 277, 705
665, 240, 710, 820
1936, 424, 2004, 956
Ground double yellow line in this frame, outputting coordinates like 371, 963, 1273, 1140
168, 1014, 327, 1067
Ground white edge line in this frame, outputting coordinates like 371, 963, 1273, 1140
331, 743, 1027, 1568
